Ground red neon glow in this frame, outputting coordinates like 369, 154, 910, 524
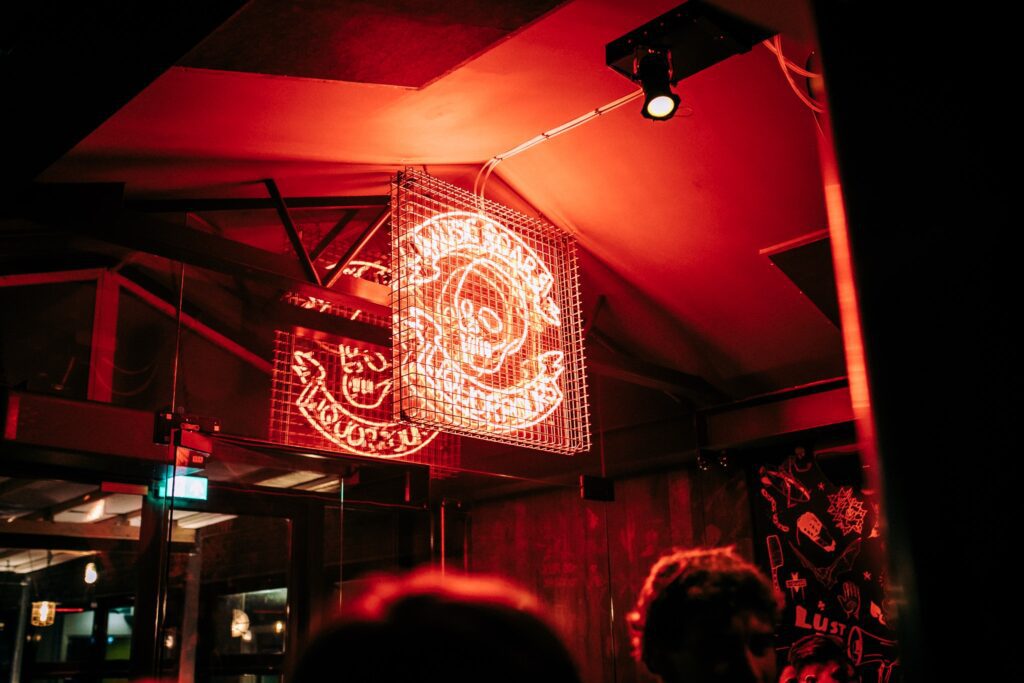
392, 171, 589, 454
816, 117, 881, 495
270, 259, 455, 467
402, 211, 564, 430
291, 346, 438, 458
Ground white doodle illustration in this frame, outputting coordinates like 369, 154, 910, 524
797, 511, 837, 552
760, 488, 791, 532
785, 572, 807, 599
767, 535, 784, 592
869, 601, 888, 626
788, 538, 862, 590
828, 486, 868, 536
838, 580, 861, 619
760, 465, 812, 508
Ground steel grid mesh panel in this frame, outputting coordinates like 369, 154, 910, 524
269, 285, 457, 471
391, 170, 591, 454
298, 219, 391, 328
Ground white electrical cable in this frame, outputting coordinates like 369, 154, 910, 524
765, 36, 824, 114
475, 89, 645, 201
762, 37, 821, 78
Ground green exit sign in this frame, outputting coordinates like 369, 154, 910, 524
157, 475, 208, 501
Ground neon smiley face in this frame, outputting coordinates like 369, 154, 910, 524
282, 259, 441, 459
339, 344, 392, 410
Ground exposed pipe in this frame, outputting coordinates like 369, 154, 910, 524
10, 579, 30, 683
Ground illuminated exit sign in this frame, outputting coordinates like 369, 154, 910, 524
157, 475, 209, 501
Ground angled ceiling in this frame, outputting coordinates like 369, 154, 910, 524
19, 0, 841, 422
179, 0, 569, 87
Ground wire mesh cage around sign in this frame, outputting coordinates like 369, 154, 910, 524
391, 170, 591, 454
269, 298, 458, 472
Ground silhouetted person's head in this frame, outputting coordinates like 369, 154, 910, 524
780, 634, 860, 683
629, 546, 782, 683
290, 569, 581, 683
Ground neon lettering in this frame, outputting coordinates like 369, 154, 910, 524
396, 212, 567, 433
284, 260, 441, 459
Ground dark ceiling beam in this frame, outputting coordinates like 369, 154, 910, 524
26, 489, 112, 522
125, 196, 389, 213
701, 379, 853, 449
0, 477, 39, 497
115, 273, 273, 374
265, 178, 321, 286
324, 208, 390, 289
22, 194, 390, 316
262, 299, 391, 347
109, 209, 390, 314
310, 210, 358, 261
0, 519, 194, 551
1, 1, 249, 195
587, 328, 730, 406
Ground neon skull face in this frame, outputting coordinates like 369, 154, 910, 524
440, 259, 528, 377
338, 344, 392, 410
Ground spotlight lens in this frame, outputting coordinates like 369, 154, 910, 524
646, 95, 677, 118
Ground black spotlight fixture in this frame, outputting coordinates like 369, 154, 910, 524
635, 47, 680, 121
606, 1, 773, 120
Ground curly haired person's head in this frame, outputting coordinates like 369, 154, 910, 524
628, 546, 782, 683
781, 634, 860, 683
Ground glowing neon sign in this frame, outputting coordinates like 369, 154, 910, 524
401, 212, 564, 430
271, 259, 445, 461
291, 345, 437, 458
392, 171, 590, 454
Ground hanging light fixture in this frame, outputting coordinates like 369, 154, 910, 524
635, 47, 680, 120
84, 561, 98, 585
31, 601, 57, 627
230, 608, 250, 638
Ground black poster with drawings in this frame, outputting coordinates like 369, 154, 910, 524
752, 448, 900, 683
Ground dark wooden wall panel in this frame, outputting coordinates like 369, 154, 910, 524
470, 488, 612, 683
469, 466, 749, 683
691, 465, 754, 557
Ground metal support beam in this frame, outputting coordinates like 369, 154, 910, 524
116, 273, 273, 374
0, 268, 103, 288
124, 196, 388, 213
310, 210, 358, 260
87, 271, 119, 401
264, 179, 321, 286
106, 210, 389, 316
702, 379, 853, 449
15, 189, 390, 315
178, 550, 202, 683
264, 298, 391, 348
587, 328, 729, 406
285, 503, 325, 676
0, 518, 194, 548
324, 208, 389, 289
130, 477, 173, 678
